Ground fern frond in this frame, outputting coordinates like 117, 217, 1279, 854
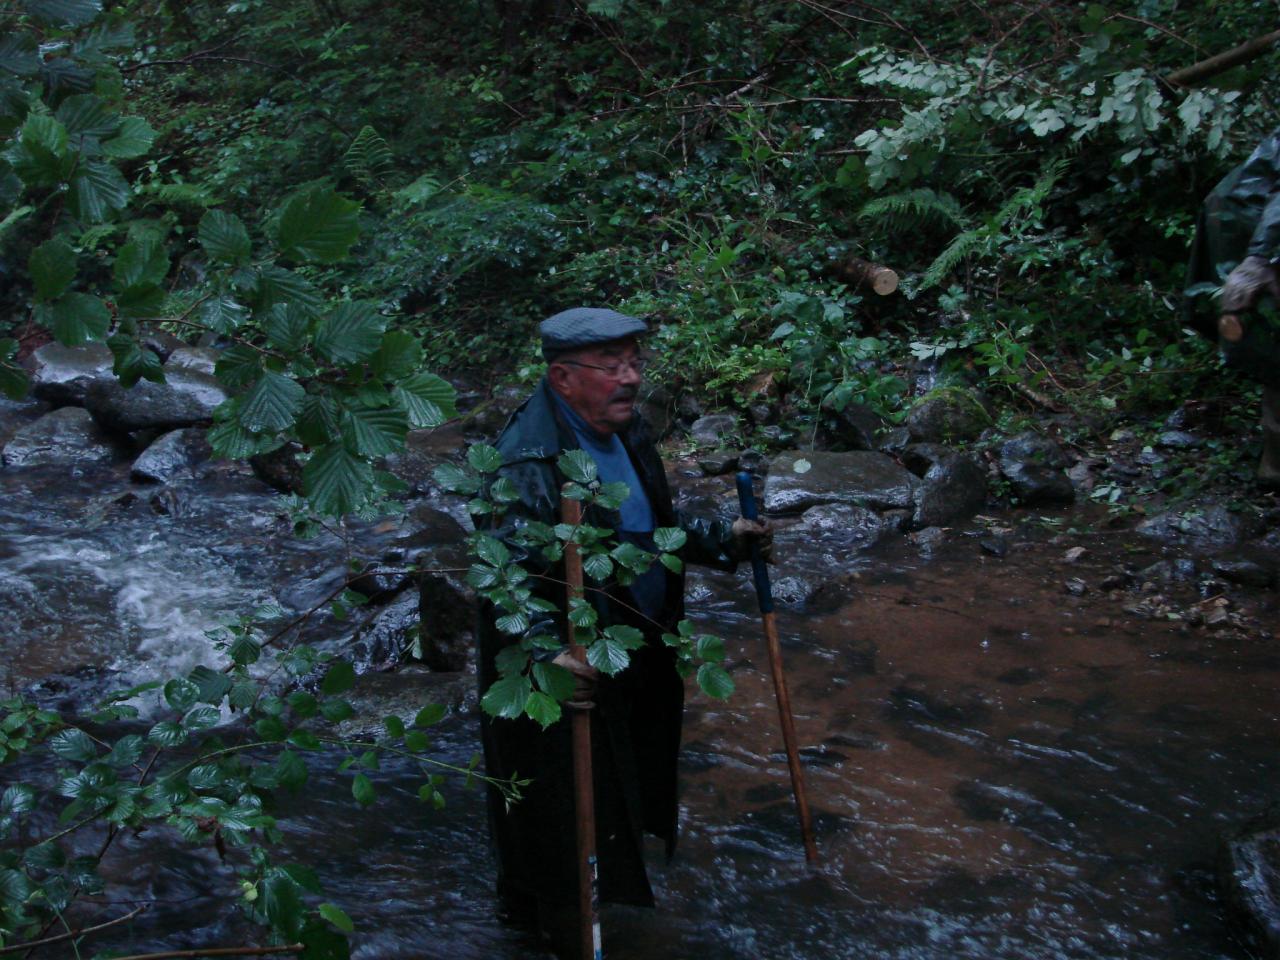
993, 156, 1068, 227
858, 188, 972, 232
139, 181, 217, 209
913, 226, 989, 297
344, 125, 395, 191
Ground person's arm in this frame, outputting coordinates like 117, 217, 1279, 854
1222, 129, 1280, 313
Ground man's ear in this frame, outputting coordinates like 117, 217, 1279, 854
547, 362, 573, 395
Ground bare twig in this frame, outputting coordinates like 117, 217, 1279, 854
0, 904, 148, 955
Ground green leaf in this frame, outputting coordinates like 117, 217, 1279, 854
182, 705, 220, 731
239, 370, 304, 433
298, 918, 351, 960
583, 553, 613, 582
659, 553, 683, 573
0, 32, 40, 76
321, 661, 356, 695
414, 704, 446, 727
189, 665, 233, 704
494, 611, 530, 635
586, 635, 631, 676
481, 673, 531, 719
0, 346, 29, 401
248, 264, 323, 312
319, 698, 354, 723
313, 301, 384, 364
198, 209, 252, 265
101, 116, 154, 159
9, 113, 69, 185
56, 93, 118, 140
343, 405, 408, 458
557, 449, 597, 484
275, 749, 308, 790
474, 535, 510, 567
113, 236, 168, 289
382, 715, 405, 739
200, 295, 248, 334
261, 869, 306, 938
432, 463, 478, 495
288, 691, 318, 719
603, 624, 645, 649
254, 715, 287, 742
393, 372, 457, 428
303, 442, 374, 516
276, 187, 360, 263
49, 728, 97, 761
208, 418, 275, 460
370, 330, 422, 380
214, 345, 261, 390
319, 902, 355, 933
289, 729, 321, 750
147, 720, 186, 747
524, 691, 560, 728
532, 662, 576, 702
696, 662, 735, 699
68, 159, 130, 223
25, 0, 104, 26
653, 527, 687, 552
403, 729, 429, 752
351, 772, 375, 806
464, 445, 500, 474
296, 393, 341, 447
164, 677, 199, 712
29, 237, 76, 302
36, 292, 110, 346
263, 302, 312, 352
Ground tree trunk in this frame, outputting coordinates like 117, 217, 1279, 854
1165, 29, 1280, 88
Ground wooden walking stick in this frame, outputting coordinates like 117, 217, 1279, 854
561, 489, 603, 960
735, 471, 819, 863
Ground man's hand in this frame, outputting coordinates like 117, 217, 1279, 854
730, 516, 774, 562
1222, 255, 1280, 313
551, 650, 602, 709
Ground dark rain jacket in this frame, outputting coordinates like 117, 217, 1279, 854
1186, 126, 1280, 386
476, 377, 737, 908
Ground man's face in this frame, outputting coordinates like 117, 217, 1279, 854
548, 337, 645, 435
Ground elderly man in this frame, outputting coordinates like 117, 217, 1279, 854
475, 307, 769, 955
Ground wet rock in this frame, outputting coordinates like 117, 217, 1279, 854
1064, 578, 1088, 596
763, 450, 918, 514
905, 388, 991, 443
908, 447, 987, 529
998, 433, 1074, 506
769, 575, 814, 606
463, 384, 525, 439
131, 428, 212, 483
1157, 429, 1202, 449
689, 413, 738, 446
1212, 558, 1276, 589
2, 406, 116, 467
878, 425, 912, 454
418, 570, 476, 672
337, 665, 475, 738
84, 360, 227, 435
797, 502, 902, 549
163, 345, 220, 376
1136, 504, 1257, 550
820, 399, 885, 451
910, 526, 948, 555
635, 383, 672, 439
383, 424, 468, 497
675, 392, 703, 424
1063, 546, 1087, 563
737, 448, 767, 475
29, 341, 115, 406
1139, 559, 1199, 583
349, 590, 421, 670
249, 443, 304, 494
980, 536, 1009, 558
1219, 806, 1280, 957
697, 450, 739, 476
140, 328, 187, 361
1066, 460, 1094, 493
747, 401, 776, 426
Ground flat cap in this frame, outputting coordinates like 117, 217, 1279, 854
540, 307, 648, 360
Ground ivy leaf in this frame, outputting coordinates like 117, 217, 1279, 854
696, 662, 735, 700
276, 186, 360, 263
198, 210, 251, 265
342, 405, 408, 458
393, 372, 456, 428
239, 370, 304, 433
524, 691, 560, 728
101, 116, 155, 159
113, 235, 168, 290
29, 236, 76, 302
653, 527, 687, 552
68, 159, 130, 223
557, 449, 597, 484
37, 292, 110, 345
313, 301, 384, 364
303, 442, 374, 515
481, 673, 532, 719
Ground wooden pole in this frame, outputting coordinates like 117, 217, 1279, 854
734, 472, 819, 863
561, 490, 602, 960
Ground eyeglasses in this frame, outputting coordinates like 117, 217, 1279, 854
558, 356, 648, 378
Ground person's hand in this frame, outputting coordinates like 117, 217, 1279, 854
551, 650, 601, 709
1221, 255, 1280, 313
730, 516, 774, 562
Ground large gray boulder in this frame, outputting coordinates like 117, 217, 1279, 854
763, 450, 919, 514
689, 413, 738, 447
793, 503, 904, 549
30, 342, 114, 406
84, 357, 227, 435
820, 399, 885, 451
1137, 504, 1258, 551
2, 406, 116, 467
131, 428, 212, 483
998, 432, 1074, 506
904, 444, 988, 528
1219, 808, 1280, 956
163, 345, 220, 376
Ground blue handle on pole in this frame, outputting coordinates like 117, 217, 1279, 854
735, 471, 773, 614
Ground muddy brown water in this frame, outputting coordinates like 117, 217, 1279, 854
2, 449, 1278, 958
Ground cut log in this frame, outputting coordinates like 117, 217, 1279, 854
832, 256, 899, 295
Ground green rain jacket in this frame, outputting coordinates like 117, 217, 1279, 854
476, 377, 738, 908
1186, 126, 1280, 386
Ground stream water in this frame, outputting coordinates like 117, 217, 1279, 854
2, 409, 1278, 959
